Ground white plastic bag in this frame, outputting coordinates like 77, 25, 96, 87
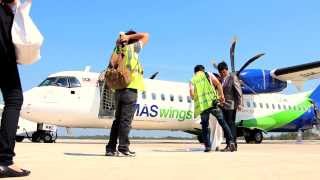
12, 0, 44, 65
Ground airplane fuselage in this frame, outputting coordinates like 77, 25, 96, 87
20, 71, 317, 134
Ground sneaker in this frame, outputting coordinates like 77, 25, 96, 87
118, 150, 136, 157
105, 151, 117, 156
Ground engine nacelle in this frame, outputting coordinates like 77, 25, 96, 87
239, 69, 287, 94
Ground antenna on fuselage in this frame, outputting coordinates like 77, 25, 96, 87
84, 66, 91, 72
150, 72, 159, 79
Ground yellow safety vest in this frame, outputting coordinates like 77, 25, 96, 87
191, 72, 218, 117
118, 44, 145, 91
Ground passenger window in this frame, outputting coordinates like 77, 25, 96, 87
178, 96, 183, 103
253, 102, 257, 108
278, 104, 281, 110
152, 93, 157, 100
69, 77, 81, 88
259, 103, 263, 108
246, 101, 251, 108
142, 91, 147, 99
161, 94, 166, 101
187, 96, 192, 103
55, 78, 69, 87
170, 95, 174, 102
283, 105, 287, 110
39, 77, 57, 87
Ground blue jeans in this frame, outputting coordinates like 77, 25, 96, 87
200, 107, 234, 148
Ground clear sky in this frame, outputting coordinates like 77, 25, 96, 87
5, 0, 320, 137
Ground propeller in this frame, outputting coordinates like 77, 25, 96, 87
212, 37, 266, 94
236, 53, 265, 76
228, 36, 265, 76
230, 37, 237, 73
211, 59, 219, 70
149, 72, 159, 79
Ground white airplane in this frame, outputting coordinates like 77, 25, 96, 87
2, 38, 318, 144
16, 58, 320, 144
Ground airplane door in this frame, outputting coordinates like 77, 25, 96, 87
98, 80, 116, 118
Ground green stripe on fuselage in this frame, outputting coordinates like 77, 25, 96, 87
242, 99, 312, 131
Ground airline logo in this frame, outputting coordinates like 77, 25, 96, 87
135, 104, 193, 121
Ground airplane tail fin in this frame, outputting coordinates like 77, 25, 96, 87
310, 84, 320, 104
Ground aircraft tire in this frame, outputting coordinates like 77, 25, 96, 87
244, 130, 263, 144
253, 130, 263, 144
244, 135, 254, 144
43, 133, 53, 143
31, 132, 41, 143
15, 136, 24, 142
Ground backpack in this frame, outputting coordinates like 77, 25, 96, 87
104, 46, 132, 90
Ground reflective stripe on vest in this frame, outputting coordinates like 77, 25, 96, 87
191, 72, 218, 117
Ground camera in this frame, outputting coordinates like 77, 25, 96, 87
212, 99, 219, 109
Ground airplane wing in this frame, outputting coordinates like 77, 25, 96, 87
271, 61, 320, 85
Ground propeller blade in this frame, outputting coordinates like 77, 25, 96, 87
237, 53, 265, 76
230, 37, 237, 73
150, 72, 159, 79
211, 60, 218, 70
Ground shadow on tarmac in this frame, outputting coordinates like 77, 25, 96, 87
152, 148, 205, 153
64, 153, 105, 157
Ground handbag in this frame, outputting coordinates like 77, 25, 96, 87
12, 0, 44, 65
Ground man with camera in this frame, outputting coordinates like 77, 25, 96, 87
189, 65, 236, 152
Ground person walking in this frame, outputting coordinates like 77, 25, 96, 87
189, 65, 236, 152
0, 0, 30, 177
218, 62, 243, 151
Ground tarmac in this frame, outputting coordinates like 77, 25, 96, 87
10, 139, 320, 180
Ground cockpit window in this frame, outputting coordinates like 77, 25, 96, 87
39, 76, 82, 88
69, 77, 81, 88
55, 78, 69, 87
39, 77, 58, 87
